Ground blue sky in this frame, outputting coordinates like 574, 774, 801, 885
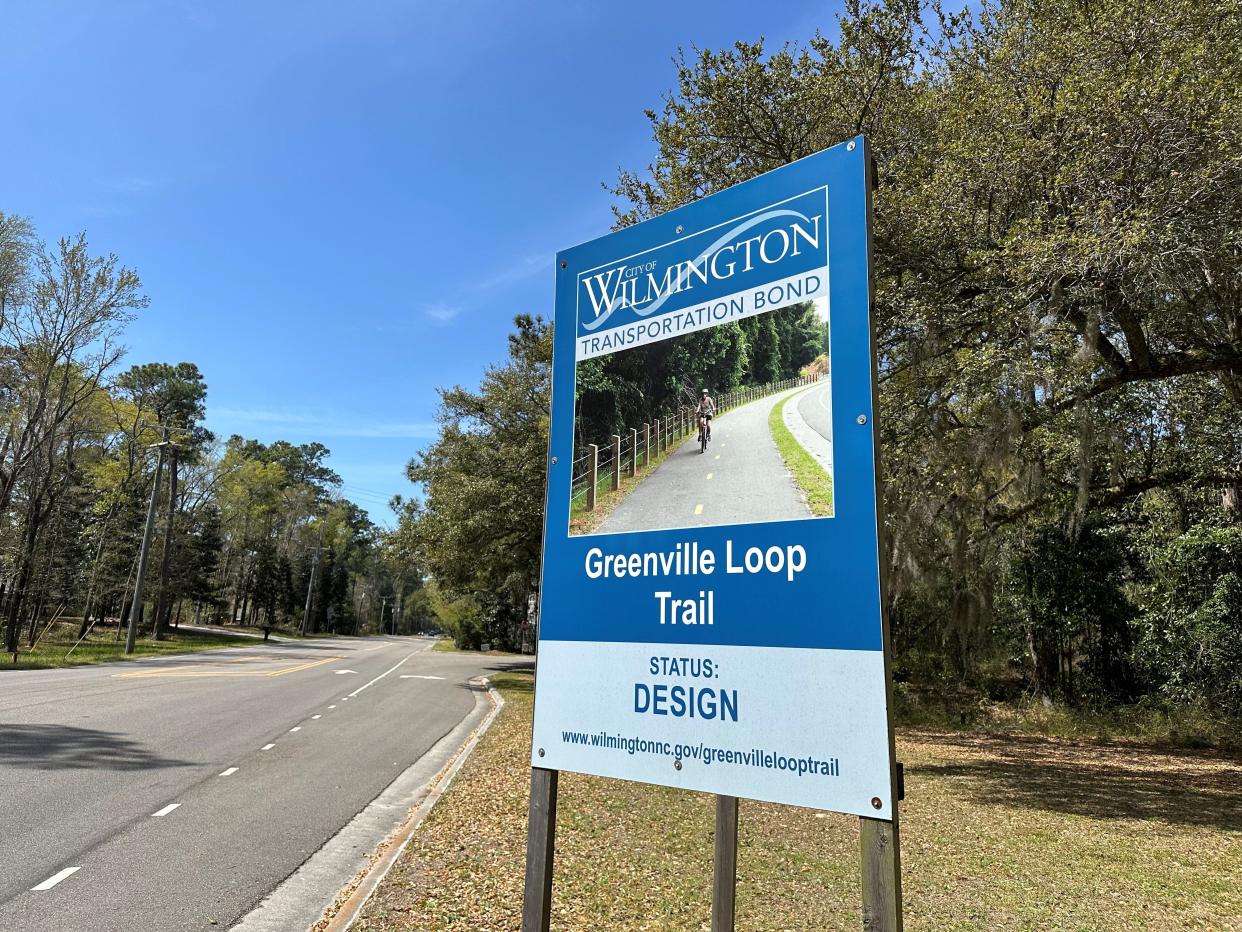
1, 0, 843, 525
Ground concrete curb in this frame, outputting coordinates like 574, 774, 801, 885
316, 677, 505, 931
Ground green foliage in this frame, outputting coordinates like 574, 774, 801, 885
608, 0, 1242, 715
401, 314, 551, 650
1136, 524, 1242, 715
999, 525, 1137, 704
426, 580, 486, 650
574, 302, 818, 452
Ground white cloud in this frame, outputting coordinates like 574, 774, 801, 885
423, 302, 462, 322
209, 407, 436, 439
418, 250, 551, 324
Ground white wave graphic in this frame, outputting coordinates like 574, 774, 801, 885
581, 208, 813, 332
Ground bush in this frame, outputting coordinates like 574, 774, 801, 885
1137, 524, 1242, 715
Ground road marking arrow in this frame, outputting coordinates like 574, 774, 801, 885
399, 674, 445, 680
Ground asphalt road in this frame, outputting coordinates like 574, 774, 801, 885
796, 379, 832, 443
0, 635, 519, 931
595, 386, 811, 534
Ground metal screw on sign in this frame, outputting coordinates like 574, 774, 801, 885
847, 140, 856, 151
560, 260, 567, 269
674, 759, 683, 771
857, 414, 868, 425
871, 796, 882, 810
675, 225, 684, 234
538, 748, 545, 757
550, 456, 558, 465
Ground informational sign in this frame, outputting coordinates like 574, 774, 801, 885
530, 136, 896, 819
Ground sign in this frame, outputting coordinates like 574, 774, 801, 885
530, 136, 896, 820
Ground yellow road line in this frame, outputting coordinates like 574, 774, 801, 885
266, 656, 342, 677
694, 504, 704, 515
115, 655, 343, 679
361, 645, 382, 652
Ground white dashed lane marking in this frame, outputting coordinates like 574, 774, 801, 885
219, 767, 238, 777
346, 653, 416, 698
151, 803, 181, 817
261, 743, 275, 751
289, 726, 301, 732
31, 867, 80, 891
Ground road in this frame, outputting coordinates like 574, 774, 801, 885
595, 386, 811, 534
0, 635, 521, 931
796, 379, 832, 443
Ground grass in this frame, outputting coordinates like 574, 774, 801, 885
432, 639, 525, 657
770, 389, 835, 516
568, 425, 697, 535
1, 620, 250, 670
355, 671, 1242, 931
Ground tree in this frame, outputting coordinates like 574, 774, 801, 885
1, 231, 146, 653
403, 314, 552, 650
610, 0, 1242, 703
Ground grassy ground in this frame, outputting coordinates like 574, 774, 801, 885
355, 671, 1242, 931
770, 390, 834, 517
431, 639, 525, 657
1, 620, 249, 670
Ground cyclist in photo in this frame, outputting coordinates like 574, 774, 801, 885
696, 388, 716, 442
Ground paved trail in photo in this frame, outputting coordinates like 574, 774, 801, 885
796, 379, 832, 443
595, 386, 810, 534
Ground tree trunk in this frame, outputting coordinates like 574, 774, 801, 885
4, 510, 44, 654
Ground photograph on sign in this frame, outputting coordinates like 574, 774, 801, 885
532, 138, 895, 822
569, 190, 835, 536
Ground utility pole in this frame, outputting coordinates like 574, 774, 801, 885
125, 432, 171, 655
151, 439, 180, 641
300, 538, 321, 636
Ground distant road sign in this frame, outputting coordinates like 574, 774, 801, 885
531, 135, 897, 820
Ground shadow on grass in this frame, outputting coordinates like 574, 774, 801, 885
485, 669, 535, 693
915, 732, 1242, 833
483, 660, 534, 676
0, 724, 193, 772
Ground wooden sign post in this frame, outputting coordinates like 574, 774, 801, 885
522, 782, 902, 931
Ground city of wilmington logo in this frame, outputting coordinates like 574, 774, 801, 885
580, 207, 822, 334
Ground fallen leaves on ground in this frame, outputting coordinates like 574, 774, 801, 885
355, 672, 1242, 931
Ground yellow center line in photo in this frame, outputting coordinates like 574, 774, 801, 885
360, 645, 383, 652
694, 504, 704, 515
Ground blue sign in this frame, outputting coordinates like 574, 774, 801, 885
531, 136, 897, 819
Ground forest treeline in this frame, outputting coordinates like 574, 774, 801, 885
575, 302, 827, 451
403, 0, 1242, 722
0, 215, 426, 657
